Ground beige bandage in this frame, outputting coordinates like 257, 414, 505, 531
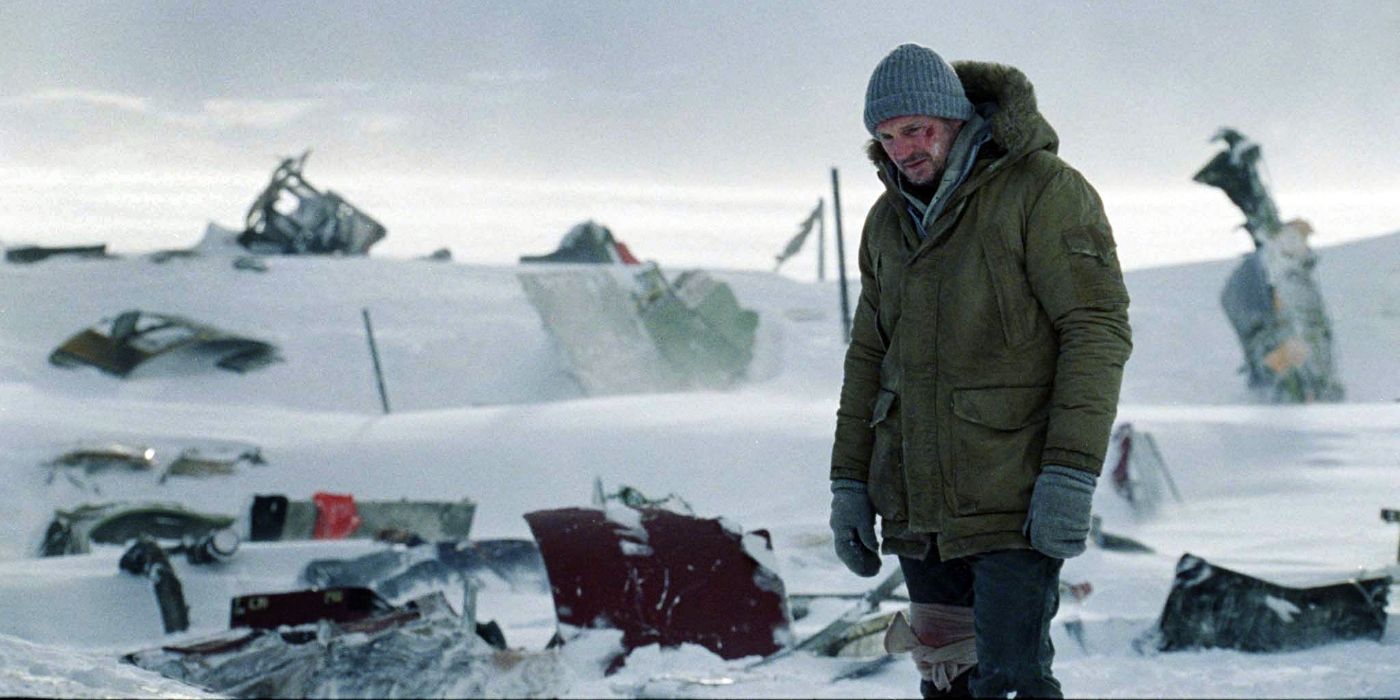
884, 603, 977, 692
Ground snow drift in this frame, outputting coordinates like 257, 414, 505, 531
0, 230, 1397, 698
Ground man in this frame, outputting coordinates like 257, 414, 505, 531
828, 44, 1132, 698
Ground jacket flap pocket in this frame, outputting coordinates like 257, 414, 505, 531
869, 389, 897, 427
952, 385, 1051, 430
1063, 226, 1117, 265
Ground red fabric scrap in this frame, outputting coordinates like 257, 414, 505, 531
312, 491, 362, 539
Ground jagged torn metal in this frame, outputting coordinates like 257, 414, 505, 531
524, 506, 793, 661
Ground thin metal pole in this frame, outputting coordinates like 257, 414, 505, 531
362, 308, 391, 414
1145, 433, 1184, 503
831, 168, 851, 342
817, 197, 826, 282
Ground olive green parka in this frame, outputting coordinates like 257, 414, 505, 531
830, 61, 1132, 560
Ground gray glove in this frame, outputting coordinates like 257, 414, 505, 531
829, 478, 881, 577
1024, 465, 1097, 559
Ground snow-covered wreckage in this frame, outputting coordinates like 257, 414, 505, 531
5, 243, 112, 264
81, 483, 1400, 696
519, 261, 759, 395
40, 501, 237, 557
123, 589, 571, 698
110, 482, 925, 697
1194, 128, 1344, 402
237, 150, 386, 256
106, 491, 568, 697
247, 493, 477, 543
525, 502, 794, 664
49, 310, 280, 377
1147, 553, 1390, 653
519, 220, 640, 265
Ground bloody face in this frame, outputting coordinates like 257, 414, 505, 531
875, 115, 966, 186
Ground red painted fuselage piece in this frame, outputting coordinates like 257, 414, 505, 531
524, 506, 791, 660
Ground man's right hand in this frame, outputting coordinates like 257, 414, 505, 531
829, 478, 881, 577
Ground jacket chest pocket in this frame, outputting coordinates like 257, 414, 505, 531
934, 242, 1016, 353
867, 388, 908, 522
874, 250, 909, 338
979, 235, 1037, 348
949, 385, 1051, 515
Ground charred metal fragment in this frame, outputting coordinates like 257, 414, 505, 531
232, 255, 268, 272
49, 310, 280, 377
40, 501, 236, 556
47, 443, 155, 475
5, 244, 112, 264
1193, 128, 1279, 247
238, 151, 386, 255
521, 220, 638, 264
1089, 516, 1154, 554
159, 446, 264, 482
1151, 553, 1389, 653
147, 249, 199, 263
119, 536, 190, 634
122, 592, 546, 699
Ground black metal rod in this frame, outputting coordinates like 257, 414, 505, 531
1385, 509, 1400, 563
817, 197, 826, 282
831, 168, 852, 342
119, 537, 190, 634
1146, 433, 1185, 503
362, 308, 391, 414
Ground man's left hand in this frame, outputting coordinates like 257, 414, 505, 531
1024, 465, 1097, 559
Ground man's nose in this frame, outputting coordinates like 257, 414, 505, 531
887, 137, 912, 160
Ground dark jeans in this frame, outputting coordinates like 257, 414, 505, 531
899, 544, 1063, 699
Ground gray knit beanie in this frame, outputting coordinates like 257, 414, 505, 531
864, 44, 974, 136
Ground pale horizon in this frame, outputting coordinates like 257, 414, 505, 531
2, 1, 1397, 275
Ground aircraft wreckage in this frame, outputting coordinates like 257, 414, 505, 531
49, 310, 280, 377
519, 264, 758, 395
237, 150, 386, 256
1194, 128, 1344, 402
5, 243, 112, 264
15, 460, 1394, 697
517, 220, 760, 395
9, 150, 385, 266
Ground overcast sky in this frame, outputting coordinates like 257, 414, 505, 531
1, 1, 1396, 197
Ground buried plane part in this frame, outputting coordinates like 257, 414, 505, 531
524, 506, 792, 663
49, 310, 280, 377
238, 150, 386, 256
1146, 553, 1390, 653
518, 264, 758, 396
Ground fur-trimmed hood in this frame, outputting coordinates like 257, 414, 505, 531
865, 61, 1058, 171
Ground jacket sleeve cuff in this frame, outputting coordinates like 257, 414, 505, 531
1041, 447, 1103, 475
829, 465, 868, 482
830, 478, 868, 494
1040, 464, 1097, 489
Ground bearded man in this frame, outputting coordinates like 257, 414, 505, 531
828, 44, 1132, 698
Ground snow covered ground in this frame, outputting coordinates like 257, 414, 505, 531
0, 224, 1397, 698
